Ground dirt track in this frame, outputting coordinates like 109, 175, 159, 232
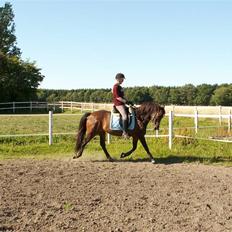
0, 159, 232, 232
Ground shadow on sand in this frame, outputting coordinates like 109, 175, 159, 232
91, 155, 232, 165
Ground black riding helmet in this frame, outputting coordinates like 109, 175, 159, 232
115, 73, 125, 80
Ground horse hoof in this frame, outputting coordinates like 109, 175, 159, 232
73, 156, 77, 159
151, 159, 156, 164
120, 153, 125, 158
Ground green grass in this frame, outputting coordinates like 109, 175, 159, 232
0, 135, 231, 166
0, 114, 82, 135
0, 113, 231, 165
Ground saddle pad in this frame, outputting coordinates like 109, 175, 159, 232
110, 112, 135, 131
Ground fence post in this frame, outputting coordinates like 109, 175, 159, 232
92, 103, 94, 112
107, 133, 111, 144
228, 109, 231, 132
49, 111, 53, 145
155, 130, 159, 138
169, 111, 173, 150
194, 109, 198, 134
61, 101, 64, 112
13, 102, 15, 113
30, 101, 32, 112
219, 106, 222, 126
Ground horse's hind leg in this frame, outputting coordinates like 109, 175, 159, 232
100, 133, 114, 161
73, 132, 95, 159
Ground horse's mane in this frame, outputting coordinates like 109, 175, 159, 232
136, 101, 164, 122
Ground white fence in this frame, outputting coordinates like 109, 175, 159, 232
167, 111, 232, 149
0, 101, 49, 113
1, 101, 232, 116
0, 101, 113, 113
0, 110, 231, 148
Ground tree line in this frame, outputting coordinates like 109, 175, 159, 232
37, 83, 232, 106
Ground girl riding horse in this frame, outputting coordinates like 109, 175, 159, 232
74, 101, 165, 163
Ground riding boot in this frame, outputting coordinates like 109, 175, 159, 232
122, 119, 129, 139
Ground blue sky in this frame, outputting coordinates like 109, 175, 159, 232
6, 0, 232, 89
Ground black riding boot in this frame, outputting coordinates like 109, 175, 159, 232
122, 119, 129, 139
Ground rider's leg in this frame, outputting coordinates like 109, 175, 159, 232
115, 105, 129, 138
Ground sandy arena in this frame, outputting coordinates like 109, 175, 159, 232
0, 159, 232, 232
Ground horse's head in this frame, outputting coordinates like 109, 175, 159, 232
151, 105, 165, 130
136, 102, 166, 130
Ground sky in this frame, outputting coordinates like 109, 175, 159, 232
4, 0, 232, 89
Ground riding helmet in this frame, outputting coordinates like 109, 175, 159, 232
115, 73, 125, 80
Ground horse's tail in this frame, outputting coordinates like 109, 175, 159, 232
75, 112, 91, 154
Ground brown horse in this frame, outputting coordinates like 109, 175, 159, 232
74, 102, 165, 163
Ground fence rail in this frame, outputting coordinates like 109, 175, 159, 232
1, 101, 232, 115
0, 101, 113, 113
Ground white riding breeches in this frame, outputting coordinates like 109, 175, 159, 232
115, 105, 128, 121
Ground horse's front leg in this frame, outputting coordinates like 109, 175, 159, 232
121, 137, 138, 158
139, 135, 155, 163
100, 133, 114, 162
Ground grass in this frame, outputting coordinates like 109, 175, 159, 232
63, 202, 73, 211
0, 114, 83, 135
0, 113, 231, 166
0, 135, 231, 166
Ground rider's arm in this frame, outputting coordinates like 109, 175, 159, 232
113, 85, 127, 104
116, 96, 127, 104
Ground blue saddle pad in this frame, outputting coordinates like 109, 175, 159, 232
110, 111, 136, 131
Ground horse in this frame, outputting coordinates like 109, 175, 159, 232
73, 101, 165, 163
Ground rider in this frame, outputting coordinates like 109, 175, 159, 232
112, 73, 130, 139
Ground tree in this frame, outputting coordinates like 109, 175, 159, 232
210, 85, 232, 106
0, 2, 44, 102
168, 87, 182, 105
194, 84, 217, 105
46, 93, 58, 102
180, 84, 197, 105
0, 2, 20, 56
0, 53, 44, 101
150, 86, 169, 105
126, 87, 153, 104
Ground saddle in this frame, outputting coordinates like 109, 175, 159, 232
110, 106, 136, 131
